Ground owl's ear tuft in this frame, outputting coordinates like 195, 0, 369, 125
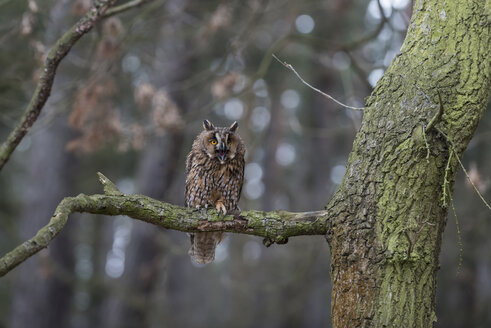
203, 120, 215, 131
229, 121, 239, 132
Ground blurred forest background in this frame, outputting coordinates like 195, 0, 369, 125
0, 0, 490, 327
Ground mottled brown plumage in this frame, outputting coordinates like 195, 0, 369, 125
185, 120, 245, 264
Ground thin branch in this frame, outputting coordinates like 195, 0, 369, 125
0, 173, 330, 277
436, 127, 491, 212
103, 0, 155, 18
344, 51, 372, 91
452, 148, 491, 212
272, 54, 365, 111
185, 0, 385, 122
423, 90, 444, 162
441, 150, 453, 208
341, 0, 389, 51
0, 0, 117, 171
0, 0, 155, 172
289, 0, 389, 53
426, 90, 444, 132
448, 187, 463, 275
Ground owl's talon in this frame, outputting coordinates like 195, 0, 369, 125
215, 202, 227, 216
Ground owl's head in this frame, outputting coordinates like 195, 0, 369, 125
200, 119, 242, 164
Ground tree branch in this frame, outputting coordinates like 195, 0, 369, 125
272, 54, 365, 111
0, 173, 329, 277
0, 0, 155, 172
103, 0, 155, 18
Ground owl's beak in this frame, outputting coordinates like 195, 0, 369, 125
217, 143, 227, 161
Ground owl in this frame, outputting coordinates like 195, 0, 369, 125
185, 119, 246, 264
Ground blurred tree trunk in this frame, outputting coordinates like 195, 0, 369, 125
8, 4, 78, 326
105, 132, 184, 328
262, 83, 282, 211
106, 1, 190, 324
10, 116, 76, 328
328, 0, 490, 326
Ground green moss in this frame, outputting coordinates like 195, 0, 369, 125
365, 0, 491, 326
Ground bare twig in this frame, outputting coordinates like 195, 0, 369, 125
436, 127, 491, 212
423, 90, 445, 162
272, 54, 365, 111
441, 150, 453, 208
448, 187, 463, 275
103, 0, 155, 18
426, 90, 444, 132
185, 0, 385, 121
0, 173, 330, 277
290, 0, 389, 53
342, 0, 390, 51
0, 0, 155, 172
452, 148, 491, 212
344, 51, 372, 90
0, 0, 117, 171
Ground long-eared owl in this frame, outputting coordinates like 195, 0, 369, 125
185, 120, 245, 264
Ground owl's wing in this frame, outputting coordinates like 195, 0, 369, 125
184, 155, 193, 207
236, 156, 245, 204
185, 152, 194, 175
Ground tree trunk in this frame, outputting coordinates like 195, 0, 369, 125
10, 117, 76, 328
106, 133, 183, 328
328, 0, 490, 326
109, 0, 190, 322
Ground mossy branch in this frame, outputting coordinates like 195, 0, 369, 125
0, 173, 330, 277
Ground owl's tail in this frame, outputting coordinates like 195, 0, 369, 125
188, 232, 224, 264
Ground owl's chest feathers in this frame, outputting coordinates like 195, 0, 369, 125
186, 152, 243, 209
191, 153, 240, 185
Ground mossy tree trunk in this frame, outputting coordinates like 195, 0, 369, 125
327, 0, 490, 326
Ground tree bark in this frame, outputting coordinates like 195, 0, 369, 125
327, 0, 490, 326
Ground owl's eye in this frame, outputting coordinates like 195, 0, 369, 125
227, 140, 232, 146
210, 139, 217, 145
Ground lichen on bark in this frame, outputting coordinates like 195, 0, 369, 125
327, 0, 490, 327
0, 173, 330, 277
